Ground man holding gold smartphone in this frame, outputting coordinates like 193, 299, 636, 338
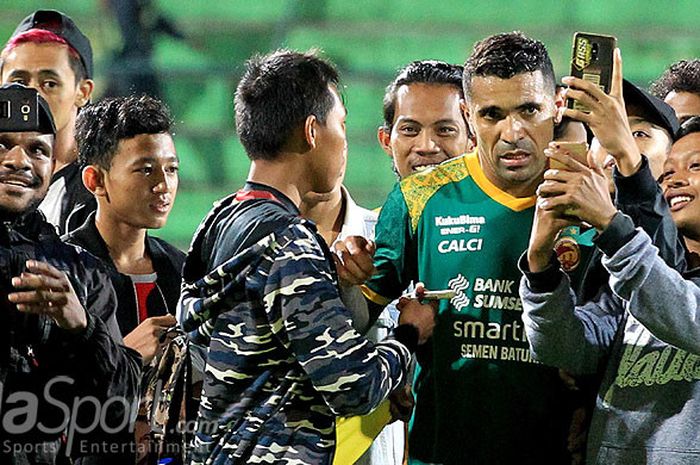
520, 90, 700, 465
552, 47, 681, 303
520, 43, 691, 465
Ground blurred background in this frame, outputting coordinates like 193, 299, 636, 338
2, 0, 698, 248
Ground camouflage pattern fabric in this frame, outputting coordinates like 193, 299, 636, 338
137, 329, 194, 465
179, 191, 411, 465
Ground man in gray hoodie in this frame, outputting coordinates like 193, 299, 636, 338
519, 104, 700, 463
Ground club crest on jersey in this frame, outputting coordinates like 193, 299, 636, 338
554, 235, 581, 272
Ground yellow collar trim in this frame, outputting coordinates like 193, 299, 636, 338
464, 152, 536, 211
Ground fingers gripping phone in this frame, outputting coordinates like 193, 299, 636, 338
549, 141, 589, 170
567, 32, 617, 112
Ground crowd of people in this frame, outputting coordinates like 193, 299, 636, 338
1, 8, 700, 465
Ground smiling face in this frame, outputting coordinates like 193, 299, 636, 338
95, 133, 179, 230
0, 131, 53, 218
379, 83, 469, 178
660, 132, 700, 238
466, 71, 557, 196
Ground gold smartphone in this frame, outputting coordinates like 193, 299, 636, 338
567, 32, 617, 112
549, 141, 588, 170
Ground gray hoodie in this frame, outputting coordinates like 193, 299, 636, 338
520, 213, 700, 464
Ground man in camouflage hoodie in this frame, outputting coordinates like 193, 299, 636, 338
178, 49, 436, 465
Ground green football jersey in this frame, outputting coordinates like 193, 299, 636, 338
364, 152, 569, 465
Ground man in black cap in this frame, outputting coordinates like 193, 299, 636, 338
551, 59, 683, 304
530, 51, 686, 463
0, 84, 141, 464
588, 79, 680, 195
1, 10, 96, 234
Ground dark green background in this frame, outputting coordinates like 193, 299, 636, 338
2, 0, 698, 248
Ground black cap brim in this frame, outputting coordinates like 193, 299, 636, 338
623, 79, 679, 138
11, 10, 93, 79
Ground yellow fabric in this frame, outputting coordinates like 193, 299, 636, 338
333, 400, 392, 465
361, 284, 391, 306
399, 153, 472, 233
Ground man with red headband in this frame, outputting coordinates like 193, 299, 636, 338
1, 10, 96, 234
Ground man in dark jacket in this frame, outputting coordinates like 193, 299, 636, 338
0, 86, 141, 463
64, 94, 187, 464
65, 95, 183, 365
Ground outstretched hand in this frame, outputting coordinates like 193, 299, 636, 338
333, 235, 376, 286
397, 283, 437, 345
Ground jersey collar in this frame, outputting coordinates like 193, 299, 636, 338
464, 151, 536, 211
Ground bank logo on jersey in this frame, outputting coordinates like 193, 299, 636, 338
448, 274, 470, 311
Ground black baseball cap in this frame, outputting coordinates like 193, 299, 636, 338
10, 10, 93, 79
0, 84, 56, 135
623, 79, 679, 138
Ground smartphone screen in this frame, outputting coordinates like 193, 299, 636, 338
567, 32, 617, 112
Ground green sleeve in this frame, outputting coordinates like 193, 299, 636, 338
363, 183, 417, 305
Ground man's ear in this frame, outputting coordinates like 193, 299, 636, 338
82, 165, 106, 196
303, 114, 318, 150
461, 99, 473, 128
460, 99, 477, 150
377, 126, 393, 157
75, 78, 95, 108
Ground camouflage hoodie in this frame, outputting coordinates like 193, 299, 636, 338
178, 183, 413, 465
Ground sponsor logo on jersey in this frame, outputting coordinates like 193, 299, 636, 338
434, 214, 486, 227
438, 238, 483, 254
447, 274, 470, 311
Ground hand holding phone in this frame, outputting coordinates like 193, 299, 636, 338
563, 35, 642, 177
402, 289, 456, 301
548, 141, 589, 170
566, 32, 617, 113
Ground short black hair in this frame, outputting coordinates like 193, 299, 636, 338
650, 60, 700, 99
675, 115, 700, 142
382, 60, 464, 131
463, 32, 555, 99
235, 49, 340, 160
76, 94, 173, 169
